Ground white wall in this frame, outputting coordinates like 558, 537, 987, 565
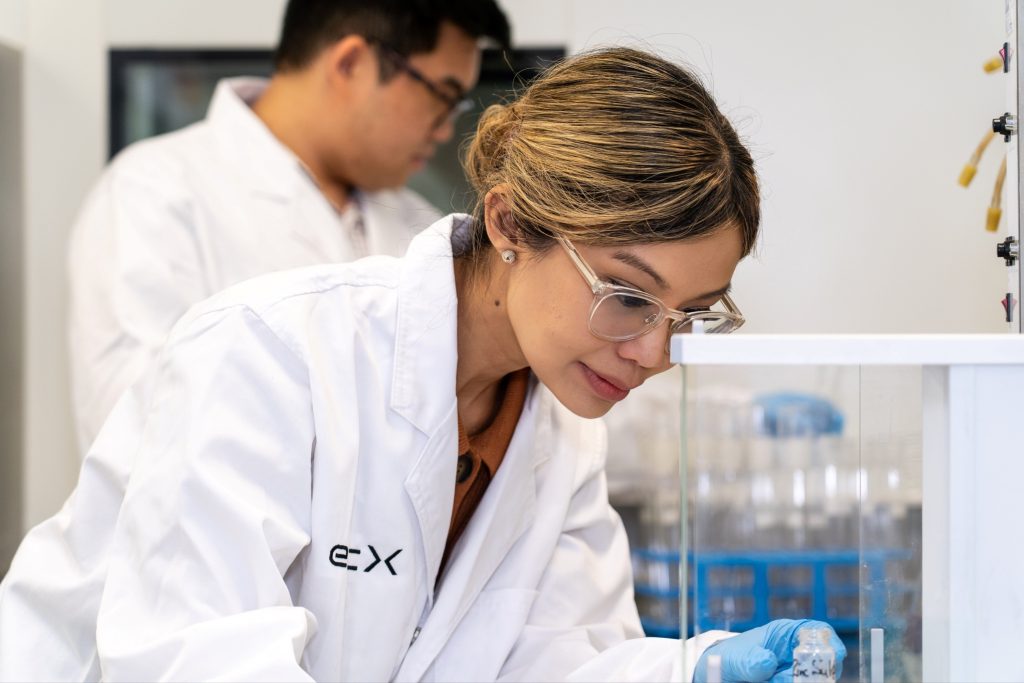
567, 0, 1009, 333
102, 0, 569, 48
11, 0, 1015, 529
0, 0, 26, 47
105, 0, 284, 47
22, 0, 105, 527
499, 0, 571, 47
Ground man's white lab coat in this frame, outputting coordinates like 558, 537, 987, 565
2, 216, 725, 682
68, 77, 441, 453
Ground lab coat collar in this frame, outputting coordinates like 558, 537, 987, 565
207, 77, 380, 262
389, 214, 466, 435
206, 77, 310, 202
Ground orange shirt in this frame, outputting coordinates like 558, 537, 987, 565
440, 369, 530, 574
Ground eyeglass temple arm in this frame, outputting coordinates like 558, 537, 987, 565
720, 292, 742, 317
661, 292, 744, 327
556, 237, 603, 294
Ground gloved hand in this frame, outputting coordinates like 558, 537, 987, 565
693, 619, 846, 683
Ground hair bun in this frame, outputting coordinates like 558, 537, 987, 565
464, 101, 521, 194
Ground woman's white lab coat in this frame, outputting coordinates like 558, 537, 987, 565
1, 216, 725, 682
67, 77, 441, 454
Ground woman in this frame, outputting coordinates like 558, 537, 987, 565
0, 47, 843, 682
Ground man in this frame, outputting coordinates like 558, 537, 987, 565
68, 0, 510, 453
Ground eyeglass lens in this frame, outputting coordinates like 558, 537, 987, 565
589, 292, 736, 340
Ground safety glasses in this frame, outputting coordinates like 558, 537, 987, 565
557, 235, 744, 342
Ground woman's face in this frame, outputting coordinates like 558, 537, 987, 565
504, 226, 745, 419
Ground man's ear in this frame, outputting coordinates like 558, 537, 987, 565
324, 34, 375, 84
483, 185, 519, 253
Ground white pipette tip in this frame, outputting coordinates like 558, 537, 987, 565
870, 628, 884, 683
706, 654, 722, 683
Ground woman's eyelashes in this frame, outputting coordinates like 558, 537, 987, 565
607, 276, 647, 292
604, 270, 723, 313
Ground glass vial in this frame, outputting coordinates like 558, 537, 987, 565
792, 627, 836, 683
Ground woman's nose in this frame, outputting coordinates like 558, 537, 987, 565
617, 323, 673, 371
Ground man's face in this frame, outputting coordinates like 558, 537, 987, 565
340, 22, 481, 191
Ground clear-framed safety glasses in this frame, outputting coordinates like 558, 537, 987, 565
557, 235, 745, 341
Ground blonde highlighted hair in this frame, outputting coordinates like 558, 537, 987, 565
462, 46, 759, 269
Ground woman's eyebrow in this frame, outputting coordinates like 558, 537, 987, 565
611, 250, 669, 291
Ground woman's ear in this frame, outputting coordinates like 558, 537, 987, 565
483, 185, 518, 254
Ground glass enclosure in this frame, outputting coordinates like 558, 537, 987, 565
677, 364, 922, 682
646, 333, 1024, 683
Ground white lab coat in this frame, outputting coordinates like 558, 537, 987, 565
3, 216, 727, 682
68, 77, 442, 454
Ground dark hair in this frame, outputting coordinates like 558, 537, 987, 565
274, 0, 511, 73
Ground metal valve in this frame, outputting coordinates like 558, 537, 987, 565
997, 235, 1019, 266
993, 112, 1017, 141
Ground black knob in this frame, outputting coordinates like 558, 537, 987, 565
997, 236, 1018, 266
993, 112, 1017, 142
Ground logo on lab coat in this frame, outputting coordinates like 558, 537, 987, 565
329, 544, 403, 575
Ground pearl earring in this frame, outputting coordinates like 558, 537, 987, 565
501, 250, 517, 264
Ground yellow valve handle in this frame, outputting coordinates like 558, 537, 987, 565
959, 164, 978, 187
960, 130, 996, 187
984, 56, 1004, 73
988, 156, 1007, 231
987, 206, 1002, 232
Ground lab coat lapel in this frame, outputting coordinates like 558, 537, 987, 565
389, 217, 549, 682
447, 384, 541, 602
402, 410, 458, 599
391, 217, 463, 599
208, 78, 351, 260
389, 217, 462, 435
208, 78, 305, 204
398, 384, 545, 682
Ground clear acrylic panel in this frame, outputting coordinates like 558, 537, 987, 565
680, 364, 923, 682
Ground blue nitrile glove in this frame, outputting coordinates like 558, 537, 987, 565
693, 619, 846, 683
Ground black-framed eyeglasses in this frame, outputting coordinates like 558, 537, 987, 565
371, 41, 475, 127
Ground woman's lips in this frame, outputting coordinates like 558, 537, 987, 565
580, 363, 630, 402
